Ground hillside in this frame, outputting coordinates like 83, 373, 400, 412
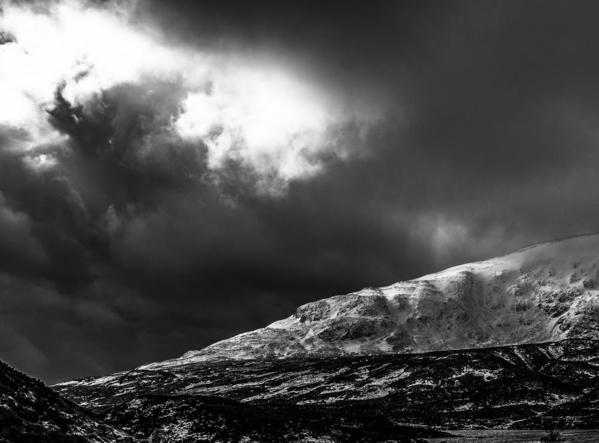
0, 359, 129, 442
54, 339, 599, 440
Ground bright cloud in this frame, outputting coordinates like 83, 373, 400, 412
0, 0, 378, 192
175, 65, 340, 182
0, 0, 193, 148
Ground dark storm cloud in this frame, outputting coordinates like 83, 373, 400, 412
2, 0, 599, 382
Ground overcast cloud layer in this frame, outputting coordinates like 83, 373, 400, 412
2, 0, 599, 382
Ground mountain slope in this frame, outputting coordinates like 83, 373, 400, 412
0, 359, 130, 442
55, 339, 599, 439
144, 234, 599, 368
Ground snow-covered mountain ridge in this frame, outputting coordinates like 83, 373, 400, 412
144, 233, 599, 369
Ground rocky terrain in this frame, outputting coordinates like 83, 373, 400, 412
144, 234, 599, 368
0, 352, 447, 442
0, 359, 129, 442
54, 339, 599, 441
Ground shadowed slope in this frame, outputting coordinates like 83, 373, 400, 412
0, 360, 129, 442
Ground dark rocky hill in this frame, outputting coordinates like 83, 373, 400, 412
0, 359, 130, 442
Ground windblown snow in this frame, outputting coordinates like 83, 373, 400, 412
141, 234, 599, 369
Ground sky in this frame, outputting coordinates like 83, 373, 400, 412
2, 0, 599, 383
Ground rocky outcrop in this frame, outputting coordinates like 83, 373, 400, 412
0, 360, 130, 442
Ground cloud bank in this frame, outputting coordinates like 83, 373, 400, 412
2, 0, 599, 383
1, 0, 375, 193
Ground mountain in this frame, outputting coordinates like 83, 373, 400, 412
0, 359, 130, 442
49, 234, 599, 440
142, 233, 599, 369
54, 339, 599, 440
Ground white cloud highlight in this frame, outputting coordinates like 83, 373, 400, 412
175, 66, 342, 182
0, 0, 378, 192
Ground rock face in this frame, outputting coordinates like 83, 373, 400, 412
143, 234, 599, 369
0, 359, 129, 442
